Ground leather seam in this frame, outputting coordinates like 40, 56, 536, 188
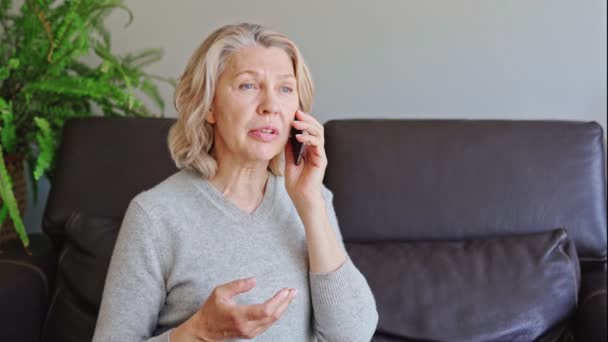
40, 286, 61, 342
57, 245, 70, 265
580, 289, 607, 308
557, 244, 579, 306
579, 256, 607, 262
40, 246, 70, 342
567, 329, 575, 342
0, 259, 49, 298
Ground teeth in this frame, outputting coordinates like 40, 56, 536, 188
260, 129, 273, 133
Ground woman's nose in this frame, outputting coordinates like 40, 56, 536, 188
258, 89, 281, 115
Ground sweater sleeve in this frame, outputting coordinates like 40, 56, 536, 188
309, 186, 379, 342
92, 199, 171, 342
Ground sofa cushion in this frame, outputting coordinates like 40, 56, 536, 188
42, 212, 122, 342
0, 234, 57, 342
346, 228, 580, 342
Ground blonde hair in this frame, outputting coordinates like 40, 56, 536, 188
168, 22, 315, 179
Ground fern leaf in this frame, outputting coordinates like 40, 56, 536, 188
0, 0, 12, 14
0, 100, 17, 153
26, 156, 39, 203
32, 117, 55, 181
26, 76, 132, 105
1, 59, 19, 82
124, 48, 163, 68
0, 66, 8, 81
141, 78, 165, 113
0, 203, 7, 227
30, 102, 86, 120
0, 145, 29, 248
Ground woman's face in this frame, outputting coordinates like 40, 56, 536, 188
208, 46, 300, 165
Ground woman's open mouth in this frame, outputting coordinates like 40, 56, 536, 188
249, 128, 279, 142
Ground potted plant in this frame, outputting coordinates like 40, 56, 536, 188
0, 0, 172, 253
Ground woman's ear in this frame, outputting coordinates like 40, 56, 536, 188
206, 107, 216, 124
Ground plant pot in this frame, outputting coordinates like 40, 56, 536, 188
0, 153, 28, 242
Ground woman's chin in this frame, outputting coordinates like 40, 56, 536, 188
248, 149, 282, 163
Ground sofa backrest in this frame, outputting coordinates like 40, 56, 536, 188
323, 119, 607, 265
42, 117, 178, 248
44, 117, 608, 265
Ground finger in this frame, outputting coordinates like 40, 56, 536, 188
295, 136, 326, 167
247, 289, 297, 333
257, 289, 297, 327
249, 325, 271, 340
292, 120, 322, 138
295, 110, 323, 130
252, 295, 295, 336
296, 134, 326, 161
234, 320, 259, 339
247, 318, 280, 341
244, 288, 291, 321
216, 277, 256, 299
296, 133, 325, 149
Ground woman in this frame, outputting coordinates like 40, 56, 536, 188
93, 22, 378, 342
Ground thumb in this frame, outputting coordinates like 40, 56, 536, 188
218, 277, 256, 300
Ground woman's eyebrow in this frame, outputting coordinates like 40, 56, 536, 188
279, 74, 296, 80
233, 69, 295, 80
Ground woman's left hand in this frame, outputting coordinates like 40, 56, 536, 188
284, 110, 327, 206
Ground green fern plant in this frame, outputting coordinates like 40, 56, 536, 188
0, 0, 173, 252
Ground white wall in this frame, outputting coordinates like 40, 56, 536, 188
24, 0, 607, 232
107, 0, 606, 128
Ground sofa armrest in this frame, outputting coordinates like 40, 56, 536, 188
0, 233, 58, 342
574, 270, 607, 342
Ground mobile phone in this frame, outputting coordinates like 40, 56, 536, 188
290, 125, 305, 165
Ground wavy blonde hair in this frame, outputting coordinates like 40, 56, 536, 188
168, 22, 315, 179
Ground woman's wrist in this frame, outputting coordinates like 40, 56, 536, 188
170, 314, 211, 342
292, 190, 324, 215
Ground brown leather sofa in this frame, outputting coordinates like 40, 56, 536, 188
1, 117, 606, 342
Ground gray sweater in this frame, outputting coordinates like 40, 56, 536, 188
92, 169, 378, 342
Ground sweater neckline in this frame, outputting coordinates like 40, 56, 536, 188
187, 169, 277, 224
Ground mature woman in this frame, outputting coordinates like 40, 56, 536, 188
92, 22, 378, 342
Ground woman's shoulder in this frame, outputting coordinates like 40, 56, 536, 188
130, 168, 201, 211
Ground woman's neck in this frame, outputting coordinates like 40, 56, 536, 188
209, 163, 270, 214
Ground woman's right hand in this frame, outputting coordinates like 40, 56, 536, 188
171, 277, 297, 341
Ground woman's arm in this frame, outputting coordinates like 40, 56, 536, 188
92, 199, 171, 342
294, 189, 345, 274
285, 111, 378, 341
297, 186, 379, 342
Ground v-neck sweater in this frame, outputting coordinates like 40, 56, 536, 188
92, 169, 378, 342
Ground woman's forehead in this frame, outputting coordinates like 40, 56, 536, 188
226, 46, 295, 78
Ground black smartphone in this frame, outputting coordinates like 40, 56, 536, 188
290, 125, 305, 165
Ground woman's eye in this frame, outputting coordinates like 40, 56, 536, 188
239, 83, 254, 90
280, 86, 293, 93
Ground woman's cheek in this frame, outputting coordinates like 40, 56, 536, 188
278, 95, 298, 111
